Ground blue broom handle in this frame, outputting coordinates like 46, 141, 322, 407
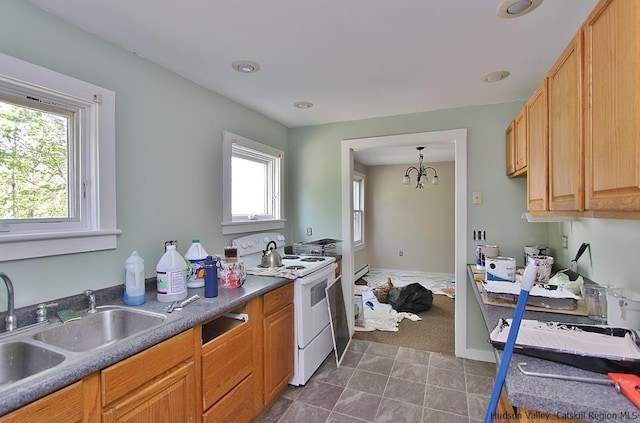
484, 261, 537, 423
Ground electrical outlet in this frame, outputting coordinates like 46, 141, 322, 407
472, 191, 482, 205
399, 250, 403, 257
306, 227, 312, 236
473, 230, 486, 241
561, 235, 568, 249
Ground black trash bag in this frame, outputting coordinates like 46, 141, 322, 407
387, 283, 433, 313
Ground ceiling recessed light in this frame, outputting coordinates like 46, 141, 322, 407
481, 70, 511, 83
293, 101, 314, 109
231, 60, 260, 73
497, 0, 543, 18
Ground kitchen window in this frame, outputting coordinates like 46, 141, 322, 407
353, 171, 365, 250
222, 131, 284, 235
0, 52, 117, 261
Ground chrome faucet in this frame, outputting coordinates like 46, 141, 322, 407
84, 289, 97, 314
1, 273, 16, 332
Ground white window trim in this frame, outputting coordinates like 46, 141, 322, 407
221, 131, 285, 235
0, 52, 119, 261
353, 171, 365, 252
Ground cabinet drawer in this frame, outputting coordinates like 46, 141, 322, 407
101, 329, 194, 406
202, 318, 253, 410
203, 374, 255, 423
263, 283, 293, 315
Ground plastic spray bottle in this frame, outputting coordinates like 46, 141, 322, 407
124, 251, 146, 306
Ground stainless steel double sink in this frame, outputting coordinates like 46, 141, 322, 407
0, 305, 174, 389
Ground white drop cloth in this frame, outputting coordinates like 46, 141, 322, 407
354, 286, 421, 332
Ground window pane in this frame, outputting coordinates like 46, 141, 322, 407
353, 211, 362, 243
0, 99, 70, 220
353, 180, 360, 209
232, 156, 267, 216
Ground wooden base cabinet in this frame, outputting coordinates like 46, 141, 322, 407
262, 284, 294, 405
101, 330, 196, 423
102, 362, 195, 423
0, 381, 85, 423
199, 299, 261, 423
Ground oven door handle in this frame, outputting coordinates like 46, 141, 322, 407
295, 264, 336, 286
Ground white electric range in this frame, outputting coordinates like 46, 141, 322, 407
232, 233, 337, 385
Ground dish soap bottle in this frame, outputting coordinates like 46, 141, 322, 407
156, 244, 188, 302
124, 251, 146, 305
184, 239, 208, 288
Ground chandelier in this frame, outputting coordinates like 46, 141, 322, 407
402, 147, 439, 189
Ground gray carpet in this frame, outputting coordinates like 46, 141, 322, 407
351, 294, 455, 355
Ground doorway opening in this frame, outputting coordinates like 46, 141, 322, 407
340, 129, 469, 357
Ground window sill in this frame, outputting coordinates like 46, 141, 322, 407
354, 242, 365, 252
221, 219, 285, 235
0, 229, 121, 261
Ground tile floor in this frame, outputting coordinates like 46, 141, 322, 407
257, 339, 495, 423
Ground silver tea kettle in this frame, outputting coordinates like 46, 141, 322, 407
261, 241, 282, 268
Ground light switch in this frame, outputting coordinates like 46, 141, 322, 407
472, 191, 482, 205
306, 227, 313, 236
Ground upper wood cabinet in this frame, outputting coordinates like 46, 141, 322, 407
506, 121, 516, 176
548, 31, 584, 212
506, 106, 527, 178
584, 0, 640, 212
514, 0, 640, 219
514, 108, 527, 173
527, 79, 548, 212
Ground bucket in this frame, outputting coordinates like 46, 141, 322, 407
526, 255, 554, 284
485, 257, 516, 282
607, 289, 640, 330
524, 245, 547, 267
475, 245, 500, 269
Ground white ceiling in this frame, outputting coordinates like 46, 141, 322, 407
28, 0, 597, 165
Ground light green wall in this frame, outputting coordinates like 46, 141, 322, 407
548, 219, 640, 294
288, 103, 551, 352
287, 104, 551, 264
0, 1, 288, 308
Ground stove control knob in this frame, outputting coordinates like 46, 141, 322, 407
263, 237, 270, 244
241, 242, 248, 249
248, 240, 254, 247
277, 235, 285, 241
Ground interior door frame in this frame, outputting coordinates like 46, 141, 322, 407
340, 128, 470, 358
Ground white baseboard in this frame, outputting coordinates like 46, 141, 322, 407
457, 347, 496, 363
354, 264, 369, 280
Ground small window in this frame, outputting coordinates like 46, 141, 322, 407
222, 131, 284, 235
0, 52, 117, 261
353, 172, 365, 250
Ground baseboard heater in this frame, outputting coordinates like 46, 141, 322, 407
354, 264, 369, 281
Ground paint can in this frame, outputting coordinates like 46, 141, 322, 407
475, 245, 500, 269
485, 256, 516, 282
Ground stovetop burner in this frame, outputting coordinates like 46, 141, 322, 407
285, 265, 306, 270
258, 264, 284, 269
300, 257, 326, 262
282, 255, 300, 260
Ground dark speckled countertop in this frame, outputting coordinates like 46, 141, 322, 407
0, 275, 291, 416
467, 265, 638, 423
